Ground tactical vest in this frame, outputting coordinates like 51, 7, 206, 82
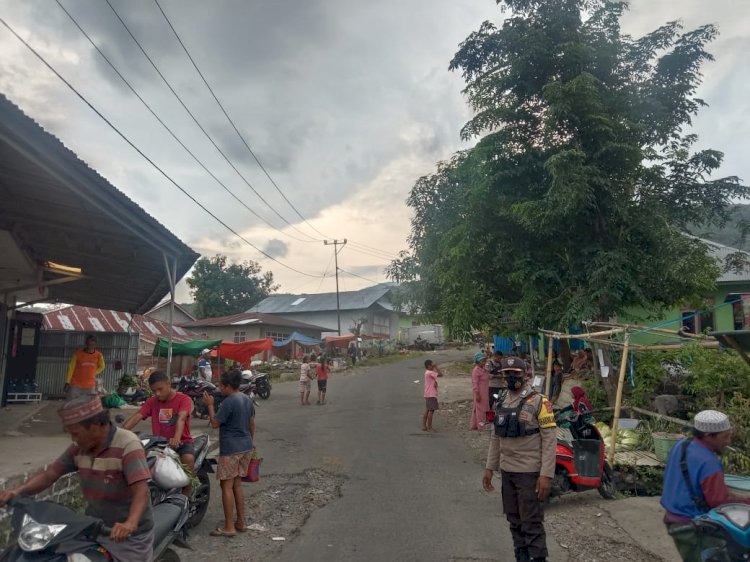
494, 391, 539, 438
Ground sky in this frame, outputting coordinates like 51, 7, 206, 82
0, 1, 748, 303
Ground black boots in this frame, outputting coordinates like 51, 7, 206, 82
514, 547, 530, 562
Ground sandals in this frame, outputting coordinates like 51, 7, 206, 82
209, 528, 236, 538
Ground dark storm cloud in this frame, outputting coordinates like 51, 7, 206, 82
264, 238, 290, 259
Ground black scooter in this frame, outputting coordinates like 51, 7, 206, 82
0, 494, 188, 561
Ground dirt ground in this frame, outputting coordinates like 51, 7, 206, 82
437, 364, 680, 562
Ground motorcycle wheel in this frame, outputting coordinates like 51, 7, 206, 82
258, 382, 271, 400
187, 469, 211, 529
598, 462, 617, 499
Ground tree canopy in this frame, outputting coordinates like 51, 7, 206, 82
186, 254, 278, 319
389, 0, 748, 338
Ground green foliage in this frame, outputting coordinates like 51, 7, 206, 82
186, 254, 278, 319
389, 0, 748, 337
581, 377, 609, 412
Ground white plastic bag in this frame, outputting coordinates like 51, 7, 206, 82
152, 447, 189, 489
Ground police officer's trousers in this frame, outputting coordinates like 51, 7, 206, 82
501, 471, 547, 560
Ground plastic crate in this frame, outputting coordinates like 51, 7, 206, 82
6, 392, 42, 403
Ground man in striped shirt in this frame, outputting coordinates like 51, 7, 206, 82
0, 396, 153, 561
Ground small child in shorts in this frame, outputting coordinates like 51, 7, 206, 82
422, 359, 443, 432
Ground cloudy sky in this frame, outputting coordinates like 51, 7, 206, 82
0, 1, 748, 302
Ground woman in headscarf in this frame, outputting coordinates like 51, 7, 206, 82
470, 351, 490, 430
571, 386, 593, 414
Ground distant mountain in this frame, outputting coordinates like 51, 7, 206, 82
691, 204, 750, 250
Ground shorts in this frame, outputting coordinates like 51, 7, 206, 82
173, 441, 195, 457
425, 397, 439, 411
216, 450, 253, 481
317, 379, 327, 391
299, 380, 312, 392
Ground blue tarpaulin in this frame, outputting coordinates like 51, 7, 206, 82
272, 331, 323, 347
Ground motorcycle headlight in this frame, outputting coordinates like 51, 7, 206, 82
18, 514, 66, 552
719, 504, 750, 530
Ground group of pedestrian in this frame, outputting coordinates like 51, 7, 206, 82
299, 353, 329, 406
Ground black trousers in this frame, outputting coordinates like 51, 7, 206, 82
501, 471, 547, 559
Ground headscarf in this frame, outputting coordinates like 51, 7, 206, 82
571, 386, 592, 413
473, 352, 486, 364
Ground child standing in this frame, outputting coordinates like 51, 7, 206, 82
299, 355, 312, 406
422, 359, 443, 432
316, 355, 329, 405
204, 370, 255, 537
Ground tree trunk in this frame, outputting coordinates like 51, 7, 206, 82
559, 340, 572, 371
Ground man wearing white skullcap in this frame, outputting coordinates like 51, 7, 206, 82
661, 410, 750, 561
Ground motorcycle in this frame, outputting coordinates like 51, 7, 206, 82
241, 370, 271, 400
668, 504, 750, 561
176, 376, 224, 418
0, 494, 188, 562
551, 406, 616, 499
141, 433, 214, 530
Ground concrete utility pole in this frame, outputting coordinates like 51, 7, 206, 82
324, 239, 347, 335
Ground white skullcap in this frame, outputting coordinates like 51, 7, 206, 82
694, 410, 731, 433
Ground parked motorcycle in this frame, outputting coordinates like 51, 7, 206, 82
141, 433, 213, 530
241, 370, 271, 400
668, 504, 750, 561
176, 376, 224, 418
0, 494, 188, 562
551, 406, 616, 499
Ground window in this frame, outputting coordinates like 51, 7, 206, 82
265, 331, 290, 342
233, 331, 246, 343
681, 299, 715, 335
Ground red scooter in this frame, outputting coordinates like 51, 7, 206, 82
551, 406, 616, 499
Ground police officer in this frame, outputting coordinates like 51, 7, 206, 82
482, 357, 557, 562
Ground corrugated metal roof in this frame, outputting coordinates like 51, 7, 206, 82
179, 311, 327, 331
0, 94, 199, 313
42, 305, 200, 345
252, 284, 394, 314
699, 238, 750, 283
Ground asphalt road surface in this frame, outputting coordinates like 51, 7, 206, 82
180, 351, 519, 562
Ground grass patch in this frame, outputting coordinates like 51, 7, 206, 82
357, 351, 425, 368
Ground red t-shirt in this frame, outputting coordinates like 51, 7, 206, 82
316, 363, 329, 381
139, 392, 193, 443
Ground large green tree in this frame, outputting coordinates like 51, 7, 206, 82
186, 254, 278, 319
390, 0, 747, 341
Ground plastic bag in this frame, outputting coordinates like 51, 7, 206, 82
102, 393, 127, 409
152, 447, 190, 489
242, 450, 262, 483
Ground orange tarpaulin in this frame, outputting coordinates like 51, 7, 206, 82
217, 338, 273, 365
324, 334, 387, 349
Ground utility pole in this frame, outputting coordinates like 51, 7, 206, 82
324, 239, 347, 335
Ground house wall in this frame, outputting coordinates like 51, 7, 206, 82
263, 308, 398, 339
187, 325, 264, 343
146, 306, 194, 325
621, 282, 750, 346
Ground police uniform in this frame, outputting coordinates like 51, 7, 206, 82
486, 376, 557, 562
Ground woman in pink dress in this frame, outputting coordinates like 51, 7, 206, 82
470, 351, 490, 430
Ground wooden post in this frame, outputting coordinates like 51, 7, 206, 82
544, 335, 554, 397
609, 335, 630, 465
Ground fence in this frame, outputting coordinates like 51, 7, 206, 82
36, 331, 139, 397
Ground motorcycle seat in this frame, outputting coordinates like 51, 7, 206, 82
152, 496, 187, 548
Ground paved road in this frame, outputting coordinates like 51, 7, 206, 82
183, 351, 519, 562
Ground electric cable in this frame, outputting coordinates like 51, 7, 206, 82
103, 0, 320, 242
55, 0, 316, 245
154, 0, 329, 241
0, 17, 323, 278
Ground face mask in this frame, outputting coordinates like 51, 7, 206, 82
506, 374, 524, 390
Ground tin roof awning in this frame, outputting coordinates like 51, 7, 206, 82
0, 94, 199, 313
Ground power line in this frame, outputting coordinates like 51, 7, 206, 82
340, 268, 387, 286
102, 0, 320, 243
0, 16, 322, 278
153, 0, 329, 241
54, 0, 316, 245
